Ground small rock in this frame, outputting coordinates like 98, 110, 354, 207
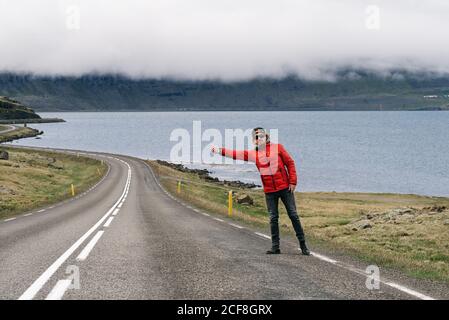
356, 220, 372, 229
236, 193, 254, 205
0, 150, 9, 160
424, 205, 446, 213
443, 220, 449, 226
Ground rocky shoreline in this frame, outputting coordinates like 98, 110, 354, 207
155, 159, 260, 189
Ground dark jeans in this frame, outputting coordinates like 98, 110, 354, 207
265, 188, 306, 250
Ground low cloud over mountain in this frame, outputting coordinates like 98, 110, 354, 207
1, 0, 448, 81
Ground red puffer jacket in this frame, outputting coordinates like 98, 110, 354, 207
221, 143, 297, 193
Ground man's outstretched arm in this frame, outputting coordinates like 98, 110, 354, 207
211, 146, 255, 162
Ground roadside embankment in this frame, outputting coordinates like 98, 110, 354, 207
148, 159, 449, 283
0, 147, 107, 220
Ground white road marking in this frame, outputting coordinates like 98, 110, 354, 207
112, 208, 120, 216
310, 251, 338, 264
76, 231, 105, 261
229, 223, 244, 229
45, 279, 72, 300
24, 213, 33, 217
37, 209, 45, 213
201, 212, 210, 216
213, 218, 224, 222
254, 232, 271, 240
18, 161, 131, 300
103, 217, 114, 228
4, 217, 16, 222
385, 282, 435, 300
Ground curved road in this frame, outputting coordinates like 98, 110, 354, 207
0, 148, 447, 300
0, 124, 16, 134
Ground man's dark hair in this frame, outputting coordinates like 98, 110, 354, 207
252, 127, 269, 143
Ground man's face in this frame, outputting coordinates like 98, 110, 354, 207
253, 130, 267, 146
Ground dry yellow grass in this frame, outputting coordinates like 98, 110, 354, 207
149, 160, 449, 283
0, 147, 107, 219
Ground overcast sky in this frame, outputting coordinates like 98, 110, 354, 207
0, 0, 448, 81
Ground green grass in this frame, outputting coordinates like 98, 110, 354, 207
149, 160, 449, 283
0, 126, 40, 143
0, 147, 107, 219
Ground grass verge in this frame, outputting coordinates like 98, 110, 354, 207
148, 160, 449, 283
0, 126, 41, 143
0, 147, 107, 219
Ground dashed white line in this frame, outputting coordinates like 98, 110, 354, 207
254, 232, 271, 240
24, 213, 33, 217
18, 161, 131, 300
310, 252, 338, 264
45, 279, 72, 300
112, 208, 120, 216
213, 218, 224, 222
4, 217, 16, 222
76, 231, 105, 261
37, 209, 45, 213
229, 223, 244, 229
103, 217, 114, 228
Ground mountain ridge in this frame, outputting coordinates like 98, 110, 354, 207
1, 71, 449, 111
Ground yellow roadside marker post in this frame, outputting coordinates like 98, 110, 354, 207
228, 190, 233, 217
177, 180, 181, 193
71, 184, 75, 197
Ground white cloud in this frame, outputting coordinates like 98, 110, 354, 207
0, 0, 448, 80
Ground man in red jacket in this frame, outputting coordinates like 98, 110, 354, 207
212, 127, 310, 255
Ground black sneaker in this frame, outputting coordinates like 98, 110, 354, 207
300, 241, 310, 256
266, 249, 281, 254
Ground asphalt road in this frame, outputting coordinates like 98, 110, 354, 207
0, 125, 16, 134
1, 148, 448, 300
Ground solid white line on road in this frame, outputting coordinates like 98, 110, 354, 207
103, 217, 114, 228
4, 217, 16, 222
112, 208, 120, 216
45, 279, 72, 300
229, 223, 244, 229
76, 231, 105, 261
310, 251, 338, 264
18, 161, 131, 300
254, 232, 271, 240
385, 282, 435, 300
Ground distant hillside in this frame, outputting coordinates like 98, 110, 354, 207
0, 96, 41, 120
1, 71, 449, 111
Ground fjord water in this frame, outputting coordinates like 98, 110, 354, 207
13, 111, 449, 196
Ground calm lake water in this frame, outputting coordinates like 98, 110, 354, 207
11, 111, 449, 197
